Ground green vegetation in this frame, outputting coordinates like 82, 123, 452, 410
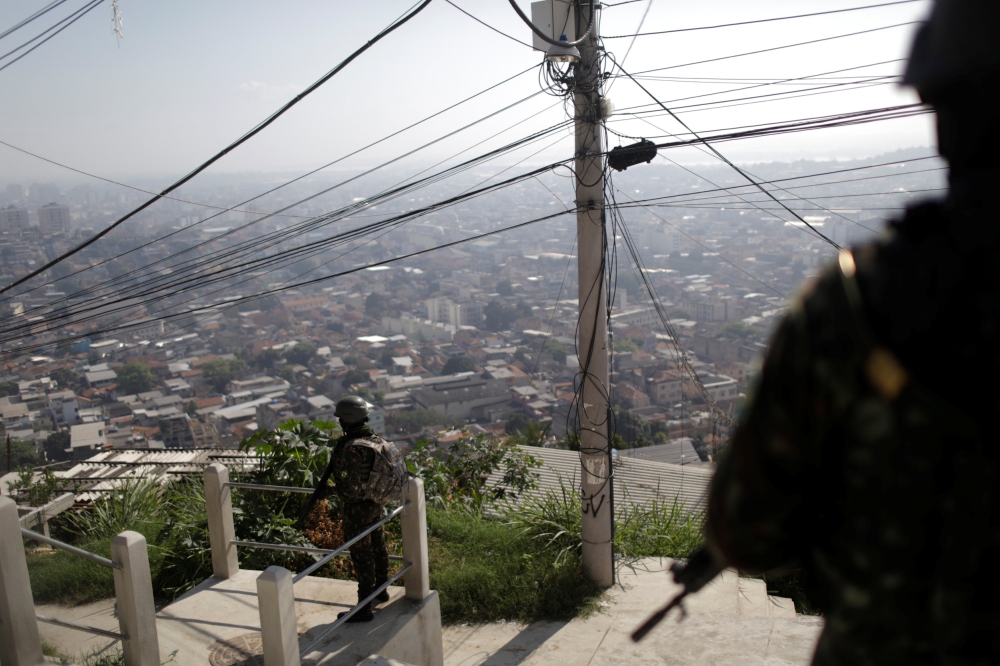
341, 368, 370, 387
365, 292, 387, 318
201, 358, 246, 393
428, 508, 601, 623
254, 348, 282, 370
1, 440, 38, 473
44, 431, 72, 462
539, 338, 571, 363
285, 342, 317, 366
441, 354, 475, 375
8, 467, 63, 506
719, 322, 757, 340
0, 380, 19, 397
116, 362, 156, 394
483, 299, 532, 331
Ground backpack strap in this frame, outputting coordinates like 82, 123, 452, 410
837, 249, 909, 402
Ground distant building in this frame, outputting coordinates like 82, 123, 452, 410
71, 422, 106, 459
426, 297, 483, 327
0, 205, 29, 232
411, 376, 510, 420
37, 203, 70, 234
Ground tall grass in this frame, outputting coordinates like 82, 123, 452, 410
504, 474, 704, 566
427, 508, 601, 623
62, 479, 162, 539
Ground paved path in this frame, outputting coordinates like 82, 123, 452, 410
35, 598, 120, 662
442, 558, 824, 666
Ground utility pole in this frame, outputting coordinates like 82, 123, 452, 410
573, 2, 613, 588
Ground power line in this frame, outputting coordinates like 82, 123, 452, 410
444, 0, 533, 47
1, 205, 580, 359
8, 96, 567, 329
0, 0, 72, 41
0, 0, 434, 296
613, 58, 842, 248
602, 0, 921, 38
0, 0, 102, 74
0, 63, 542, 304
626, 22, 917, 76
0, 128, 575, 341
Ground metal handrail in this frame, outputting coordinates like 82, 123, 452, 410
224, 482, 314, 494
299, 562, 413, 656
231, 539, 404, 561
20, 528, 122, 570
293, 502, 410, 583
35, 613, 126, 640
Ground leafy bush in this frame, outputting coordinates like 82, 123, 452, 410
117, 362, 156, 394
441, 354, 475, 375
407, 432, 541, 510
8, 467, 63, 507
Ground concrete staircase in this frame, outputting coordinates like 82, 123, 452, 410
442, 558, 823, 665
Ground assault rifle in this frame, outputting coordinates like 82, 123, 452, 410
631, 547, 725, 642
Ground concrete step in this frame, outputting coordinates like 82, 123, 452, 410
767, 595, 798, 619
737, 577, 769, 617
156, 570, 442, 666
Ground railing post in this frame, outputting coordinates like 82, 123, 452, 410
401, 478, 429, 601
257, 566, 300, 666
0, 496, 44, 666
111, 531, 160, 666
205, 463, 239, 579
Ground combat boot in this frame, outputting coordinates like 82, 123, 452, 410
338, 602, 374, 623
374, 578, 390, 603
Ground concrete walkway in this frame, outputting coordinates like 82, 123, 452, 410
35, 598, 121, 663
442, 558, 824, 666
156, 569, 441, 666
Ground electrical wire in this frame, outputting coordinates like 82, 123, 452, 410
625, 21, 917, 77
612, 58, 841, 248
0, 63, 543, 305
0, 0, 102, 74
8, 97, 569, 331
0, 0, 73, 41
444, 0, 533, 47
0, 0, 434, 296
602, 0, 921, 38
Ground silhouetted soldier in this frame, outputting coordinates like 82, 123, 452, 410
641, 1, 1000, 662
303, 396, 405, 623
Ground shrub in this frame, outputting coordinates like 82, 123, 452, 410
407, 432, 541, 510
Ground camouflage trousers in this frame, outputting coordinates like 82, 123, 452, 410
341, 500, 388, 600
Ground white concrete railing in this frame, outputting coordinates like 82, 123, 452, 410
0, 496, 160, 666
203, 464, 431, 666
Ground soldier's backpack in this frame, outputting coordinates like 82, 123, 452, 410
348, 437, 407, 505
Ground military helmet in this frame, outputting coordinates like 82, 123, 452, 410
334, 395, 370, 424
903, 0, 1000, 96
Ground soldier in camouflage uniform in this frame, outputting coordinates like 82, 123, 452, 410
699, 1, 1000, 663
331, 396, 395, 622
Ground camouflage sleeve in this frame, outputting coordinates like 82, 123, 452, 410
705, 273, 837, 574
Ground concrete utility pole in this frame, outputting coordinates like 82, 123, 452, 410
573, 2, 613, 588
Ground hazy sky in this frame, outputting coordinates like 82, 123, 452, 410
0, 0, 935, 187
